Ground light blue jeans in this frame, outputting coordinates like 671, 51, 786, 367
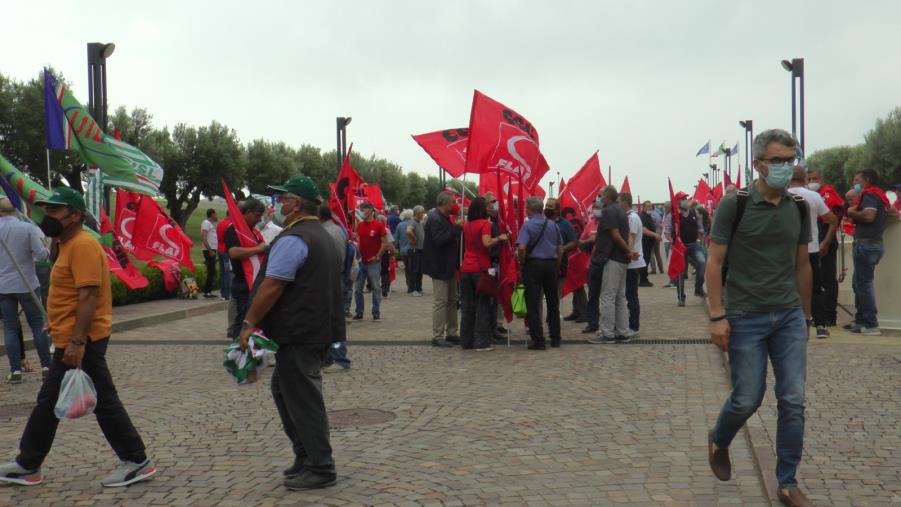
0, 293, 52, 372
712, 307, 807, 488
354, 262, 382, 318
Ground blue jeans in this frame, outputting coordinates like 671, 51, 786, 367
712, 307, 807, 488
0, 293, 52, 372
677, 242, 707, 298
354, 262, 382, 318
218, 252, 232, 300
852, 242, 884, 328
584, 263, 605, 329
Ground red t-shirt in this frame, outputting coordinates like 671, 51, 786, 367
216, 218, 232, 253
357, 220, 386, 262
461, 219, 492, 273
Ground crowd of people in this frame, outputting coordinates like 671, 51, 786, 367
0, 128, 898, 498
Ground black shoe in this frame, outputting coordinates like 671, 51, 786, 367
550, 338, 561, 348
581, 325, 599, 334
352, 315, 363, 321
445, 335, 460, 344
575, 316, 587, 323
563, 314, 579, 321
528, 341, 547, 350
284, 470, 337, 491
493, 331, 508, 342
678, 298, 686, 307
432, 338, 453, 348
283, 458, 305, 478
495, 326, 507, 334
372, 315, 380, 321
639, 281, 654, 287
203, 292, 217, 299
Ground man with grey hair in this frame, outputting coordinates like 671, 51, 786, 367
422, 192, 462, 346
405, 206, 426, 295
706, 128, 813, 506
516, 196, 562, 349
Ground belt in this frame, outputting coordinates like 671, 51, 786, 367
526, 257, 557, 262
854, 238, 883, 244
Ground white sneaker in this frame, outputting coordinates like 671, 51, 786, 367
0, 461, 42, 486
101, 459, 157, 487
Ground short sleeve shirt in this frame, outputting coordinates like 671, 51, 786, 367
201, 219, 217, 251
853, 192, 888, 241
711, 185, 811, 312
516, 215, 560, 259
357, 220, 386, 261
627, 211, 646, 269
265, 235, 308, 281
48, 230, 112, 347
556, 218, 577, 245
409, 220, 425, 250
592, 203, 629, 265
788, 186, 829, 253
461, 219, 492, 273
216, 218, 232, 253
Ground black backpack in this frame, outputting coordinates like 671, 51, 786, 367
721, 189, 807, 282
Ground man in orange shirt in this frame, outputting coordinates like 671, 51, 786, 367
0, 188, 156, 488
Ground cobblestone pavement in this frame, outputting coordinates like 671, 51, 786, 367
0, 272, 897, 506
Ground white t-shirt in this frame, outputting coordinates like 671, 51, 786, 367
627, 210, 646, 269
788, 186, 829, 253
259, 221, 283, 244
201, 219, 217, 251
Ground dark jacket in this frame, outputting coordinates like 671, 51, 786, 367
250, 220, 346, 346
422, 208, 461, 280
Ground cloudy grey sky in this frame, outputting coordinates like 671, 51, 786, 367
6, 0, 900, 201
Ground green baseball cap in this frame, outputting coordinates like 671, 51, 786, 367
268, 175, 322, 204
34, 186, 86, 212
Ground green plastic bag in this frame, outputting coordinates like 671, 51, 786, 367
511, 284, 527, 317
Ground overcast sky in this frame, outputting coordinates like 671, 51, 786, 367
6, 0, 900, 201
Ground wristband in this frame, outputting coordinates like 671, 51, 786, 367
709, 315, 727, 322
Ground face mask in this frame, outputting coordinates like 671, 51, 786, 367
273, 202, 293, 226
807, 182, 821, 192
592, 209, 603, 218
595, 197, 603, 207
489, 202, 499, 212
853, 183, 863, 193
763, 162, 793, 189
39, 215, 64, 237
678, 201, 689, 211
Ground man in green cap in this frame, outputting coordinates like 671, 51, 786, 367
0, 187, 156, 488
238, 175, 344, 491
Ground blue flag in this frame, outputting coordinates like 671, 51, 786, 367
731, 142, 739, 155
0, 173, 23, 211
43, 70, 68, 150
695, 141, 710, 157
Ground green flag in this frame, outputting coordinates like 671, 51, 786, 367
47, 72, 163, 195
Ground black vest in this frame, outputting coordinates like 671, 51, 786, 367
250, 220, 346, 346
678, 210, 700, 244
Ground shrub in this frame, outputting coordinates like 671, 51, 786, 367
111, 264, 216, 306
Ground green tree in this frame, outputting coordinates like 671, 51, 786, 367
862, 106, 901, 186
245, 139, 298, 194
109, 106, 155, 147
295, 144, 332, 198
807, 145, 861, 193
402, 172, 428, 207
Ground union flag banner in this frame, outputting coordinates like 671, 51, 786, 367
411, 128, 469, 178
328, 183, 350, 232
693, 179, 713, 206
114, 189, 145, 258
362, 184, 385, 211
132, 196, 195, 271
335, 144, 364, 214
221, 179, 264, 289
667, 178, 686, 279
559, 151, 605, 225
444, 187, 471, 209
99, 210, 148, 289
711, 182, 724, 205
562, 250, 590, 298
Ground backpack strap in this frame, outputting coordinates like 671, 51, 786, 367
721, 189, 749, 283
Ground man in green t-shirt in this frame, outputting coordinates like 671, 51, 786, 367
704, 129, 813, 507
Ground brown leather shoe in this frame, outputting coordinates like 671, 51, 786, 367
778, 487, 812, 507
708, 430, 731, 481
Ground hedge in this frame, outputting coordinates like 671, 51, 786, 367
111, 264, 218, 306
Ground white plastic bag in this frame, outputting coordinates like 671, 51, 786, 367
54, 369, 98, 419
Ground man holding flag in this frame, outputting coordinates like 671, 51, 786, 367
224, 199, 267, 339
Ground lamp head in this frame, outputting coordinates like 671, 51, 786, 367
781, 59, 793, 72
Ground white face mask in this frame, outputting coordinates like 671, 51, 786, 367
807, 182, 821, 192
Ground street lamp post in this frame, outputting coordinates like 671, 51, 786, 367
781, 58, 805, 152
709, 164, 719, 187
739, 120, 753, 185
87, 42, 115, 213
336, 116, 352, 173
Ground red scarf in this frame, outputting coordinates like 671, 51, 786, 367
855, 184, 891, 208
818, 184, 844, 211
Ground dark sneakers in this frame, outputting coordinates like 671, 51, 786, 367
778, 487, 813, 507
284, 470, 337, 491
708, 430, 731, 481
283, 458, 304, 478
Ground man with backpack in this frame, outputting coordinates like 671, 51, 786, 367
664, 192, 707, 305
705, 129, 813, 507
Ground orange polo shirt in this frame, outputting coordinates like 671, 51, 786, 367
48, 230, 112, 347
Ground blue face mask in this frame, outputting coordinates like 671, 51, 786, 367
595, 197, 602, 207
853, 183, 863, 193
764, 162, 793, 189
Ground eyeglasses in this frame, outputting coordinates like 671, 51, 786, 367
759, 157, 796, 165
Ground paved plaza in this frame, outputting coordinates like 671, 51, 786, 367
1, 273, 899, 506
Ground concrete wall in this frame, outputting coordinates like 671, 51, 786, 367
837, 219, 900, 330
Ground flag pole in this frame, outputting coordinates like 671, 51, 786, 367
45, 149, 52, 190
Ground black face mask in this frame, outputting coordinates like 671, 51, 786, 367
39, 215, 64, 237
544, 209, 557, 219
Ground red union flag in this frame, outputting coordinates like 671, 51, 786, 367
559, 151, 605, 225
412, 128, 469, 178
132, 197, 195, 271
465, 90, 545, 186
114, 189, 150, 259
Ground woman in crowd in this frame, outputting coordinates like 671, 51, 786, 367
459, 197, 507, 351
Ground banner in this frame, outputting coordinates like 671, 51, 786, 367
562, 250, 590, 298
620, 176, 631, 194
328, 183, 350, 232
362, 184, 385, 212
99, 211, 148, 289
693, 179, 713, 205
221, 179, 263, 289
1, 153, 51, 223
335, 144, 364, 215
132, 196, 195, 271
114, 189, 145, 257
411, 128, 469, 178
559, 151, 605, 226
667, 179, 686, 279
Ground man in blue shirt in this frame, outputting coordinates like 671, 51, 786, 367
516, 197, 562, 350
387, 206, 401, 236
0, 198, 51, 383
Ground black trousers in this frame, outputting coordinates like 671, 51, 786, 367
626, 268, 640, 331
585, 263, 605, 329
809, 252, 827, 326
271, 344, 335, 477
203, 249, 217, 294
570, 286, 587, 318
380, 254, 391, 296
230, 283, 250, 340
640, 239, 654, 283
523, 259, 560, 344
459, 272, 493, 349
404, 251, 422, 293
17, 338, 147, 470
820, 241, 839, 324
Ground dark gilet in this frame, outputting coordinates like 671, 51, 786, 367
678, 210, 700, 244
250, 219, 346, 346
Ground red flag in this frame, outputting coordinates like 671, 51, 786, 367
711, 182, 724, 205
562, 250, 590, 298
736, 164, 742, 188
411, 128, 468, 178
328, 183, 350, 232
620, 176, 632, 194
389, 255, 397, 282
444, 187, 471, 209
132, 196, 195, 271
693, 179, 713, 206
724, 171, 733, 188
465, 90, 545, 188
559, 151, 605, 224
100, 210, 149, 289
220, 179, 264, 290
497, 245, 518, 322
667, 179, 686, 279
362, 184, 385, 211
113, 188, 150, 258
335, 144, 364, 215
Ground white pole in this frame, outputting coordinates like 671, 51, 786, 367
45, 149, 52, 190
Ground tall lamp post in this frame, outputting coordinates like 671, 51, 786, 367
336, 116, 352, 173
739, 120, 753, 185
709, 163, 719, 187
781, 58, 805, 152
87, 42, 115, 213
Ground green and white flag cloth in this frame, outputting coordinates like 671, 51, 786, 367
223, 332, 279, 384
84, 168, 103, 221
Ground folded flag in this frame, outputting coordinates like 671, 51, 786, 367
223, 332, 279, 384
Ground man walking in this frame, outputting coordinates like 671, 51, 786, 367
0, 198, 52, 383
353, 202, 389, 321
665, 192, 707, 305
516, 197, 562, 350
239, 176, 343, 491
0, 188, 155, 488
200, 208, 219, 298
846, 169, 891, 335
706, 129, 813, 506
422, 192, 461, 347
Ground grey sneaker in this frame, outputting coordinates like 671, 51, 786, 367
284, 470, 337, 491
816, 326, 830, 339
587, 335, 617, 345
101, 459, 157, 487
0, 461, 42, 486
851, 326, 881, 336
6, 371, 22, 384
